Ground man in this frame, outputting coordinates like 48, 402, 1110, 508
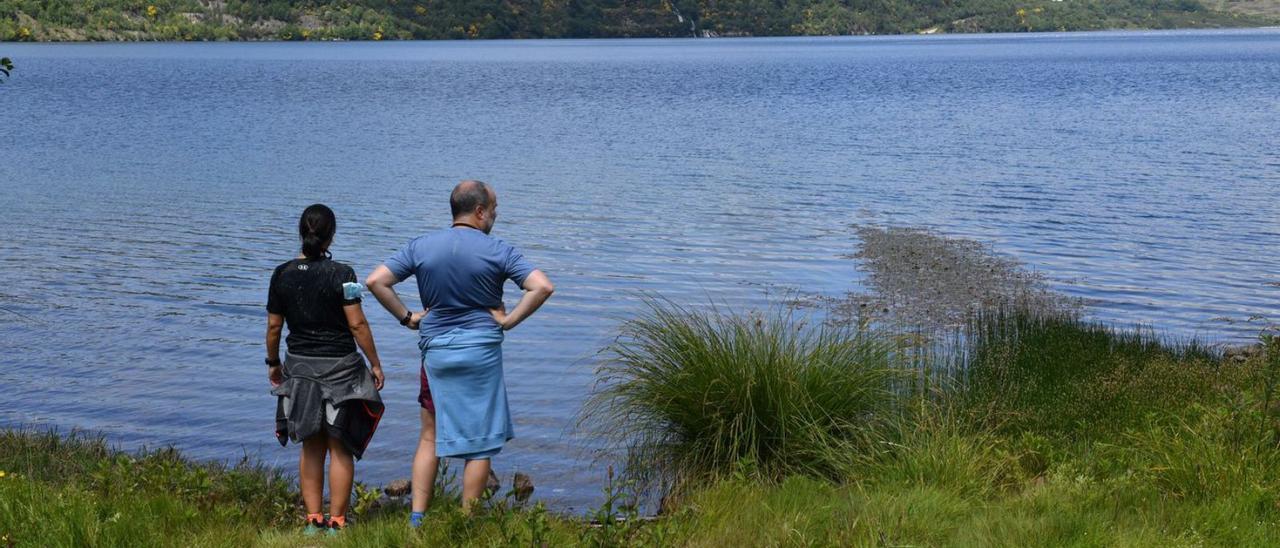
366, 180, 554, 521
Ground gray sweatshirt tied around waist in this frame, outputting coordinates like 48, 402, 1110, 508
271, 351, 384, 458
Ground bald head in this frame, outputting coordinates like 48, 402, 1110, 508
450, 180, 494, 219
450, 180, 499, 233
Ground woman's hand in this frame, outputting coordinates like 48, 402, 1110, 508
370, 363, 385, 390
268, 365, 284, 388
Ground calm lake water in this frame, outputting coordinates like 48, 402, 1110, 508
1, 30, 1278, 510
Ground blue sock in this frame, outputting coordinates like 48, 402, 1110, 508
409, 511, 424, 528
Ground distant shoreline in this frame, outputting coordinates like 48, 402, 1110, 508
4, 25, 1279, 46
4, 0, 1276, 44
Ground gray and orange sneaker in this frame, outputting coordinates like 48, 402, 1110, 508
303, 513, 327, 536
326, 515, 348, 536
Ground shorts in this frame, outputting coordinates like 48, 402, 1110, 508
453, 446, 501, 460
418, 361, 435, 415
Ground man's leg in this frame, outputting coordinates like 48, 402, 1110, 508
461, 458, 493, 513
411, 408, 438, 513
326, 436, 354, 522
299, 435, 327, 517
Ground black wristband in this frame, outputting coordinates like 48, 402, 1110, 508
400, 310, 413, 326
266, 357, 281, 367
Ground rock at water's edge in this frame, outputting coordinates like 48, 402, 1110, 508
513, 472, 534, 503
1224, 343, 1265, 364
384, 478, 411, 497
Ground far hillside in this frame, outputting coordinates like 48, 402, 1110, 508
1, 0, 1278, 41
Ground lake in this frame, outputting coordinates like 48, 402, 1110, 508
1, 30, 1277, 510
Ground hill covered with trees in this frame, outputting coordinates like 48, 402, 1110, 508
1, 0, 1276, 41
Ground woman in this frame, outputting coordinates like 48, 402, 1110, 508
265, 204, 386, 535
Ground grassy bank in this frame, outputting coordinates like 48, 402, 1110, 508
0, 429, 595, 547
3, 308, 1278, 546
581, 300, 1280, 545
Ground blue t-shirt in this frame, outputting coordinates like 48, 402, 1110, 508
385, 227, 536, 344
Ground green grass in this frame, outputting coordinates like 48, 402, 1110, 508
656, 325, 1280, 545
961, 309, 1224, 437
0, 429, 294, 546
583, 299, 904, 496
0, 429, 613, 547
669, 459, 1280, 547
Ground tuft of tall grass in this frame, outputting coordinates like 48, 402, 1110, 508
583, 299, 904, 496
960, 309, 1221, 437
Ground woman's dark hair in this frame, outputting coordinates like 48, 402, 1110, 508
298, 204, 336, 260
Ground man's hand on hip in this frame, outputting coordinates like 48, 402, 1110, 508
408, 310, 427, 330
490, 304, 509, 330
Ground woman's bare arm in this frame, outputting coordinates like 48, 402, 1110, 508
266, 312, 285, 386
344, 303, 385, 390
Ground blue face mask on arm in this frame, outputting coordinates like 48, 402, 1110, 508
342, 282, 365, 301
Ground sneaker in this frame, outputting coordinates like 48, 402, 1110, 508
303, 516, 327, 536
326, 516, 347, 536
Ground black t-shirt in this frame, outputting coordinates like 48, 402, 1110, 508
266, 257, 361, 357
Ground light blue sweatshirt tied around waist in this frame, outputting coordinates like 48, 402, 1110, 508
420, 326, 511, 459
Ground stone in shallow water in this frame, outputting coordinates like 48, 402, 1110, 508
384, 478, 411, 497
513, 472, 534, 503
1224, 343, 1265, 364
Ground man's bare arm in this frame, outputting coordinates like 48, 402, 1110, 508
365, 265, 425, 329
492, 270, 554, 331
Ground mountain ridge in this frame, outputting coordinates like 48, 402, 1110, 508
2, 0, 1278, 42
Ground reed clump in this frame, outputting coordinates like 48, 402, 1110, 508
583, 300, 904, 496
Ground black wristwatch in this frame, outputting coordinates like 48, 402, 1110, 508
400, 310, 413, 327
266, 357, 281, 367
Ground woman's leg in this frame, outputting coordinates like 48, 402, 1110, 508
411, 408, 438, 513
300, 435, 328, 516
326, 436, 355, 519
461, 458, 493, 513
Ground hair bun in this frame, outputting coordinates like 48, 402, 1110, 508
298, 204, 336, 259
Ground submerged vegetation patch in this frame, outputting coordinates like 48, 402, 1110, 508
821, 225, 1081, 329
